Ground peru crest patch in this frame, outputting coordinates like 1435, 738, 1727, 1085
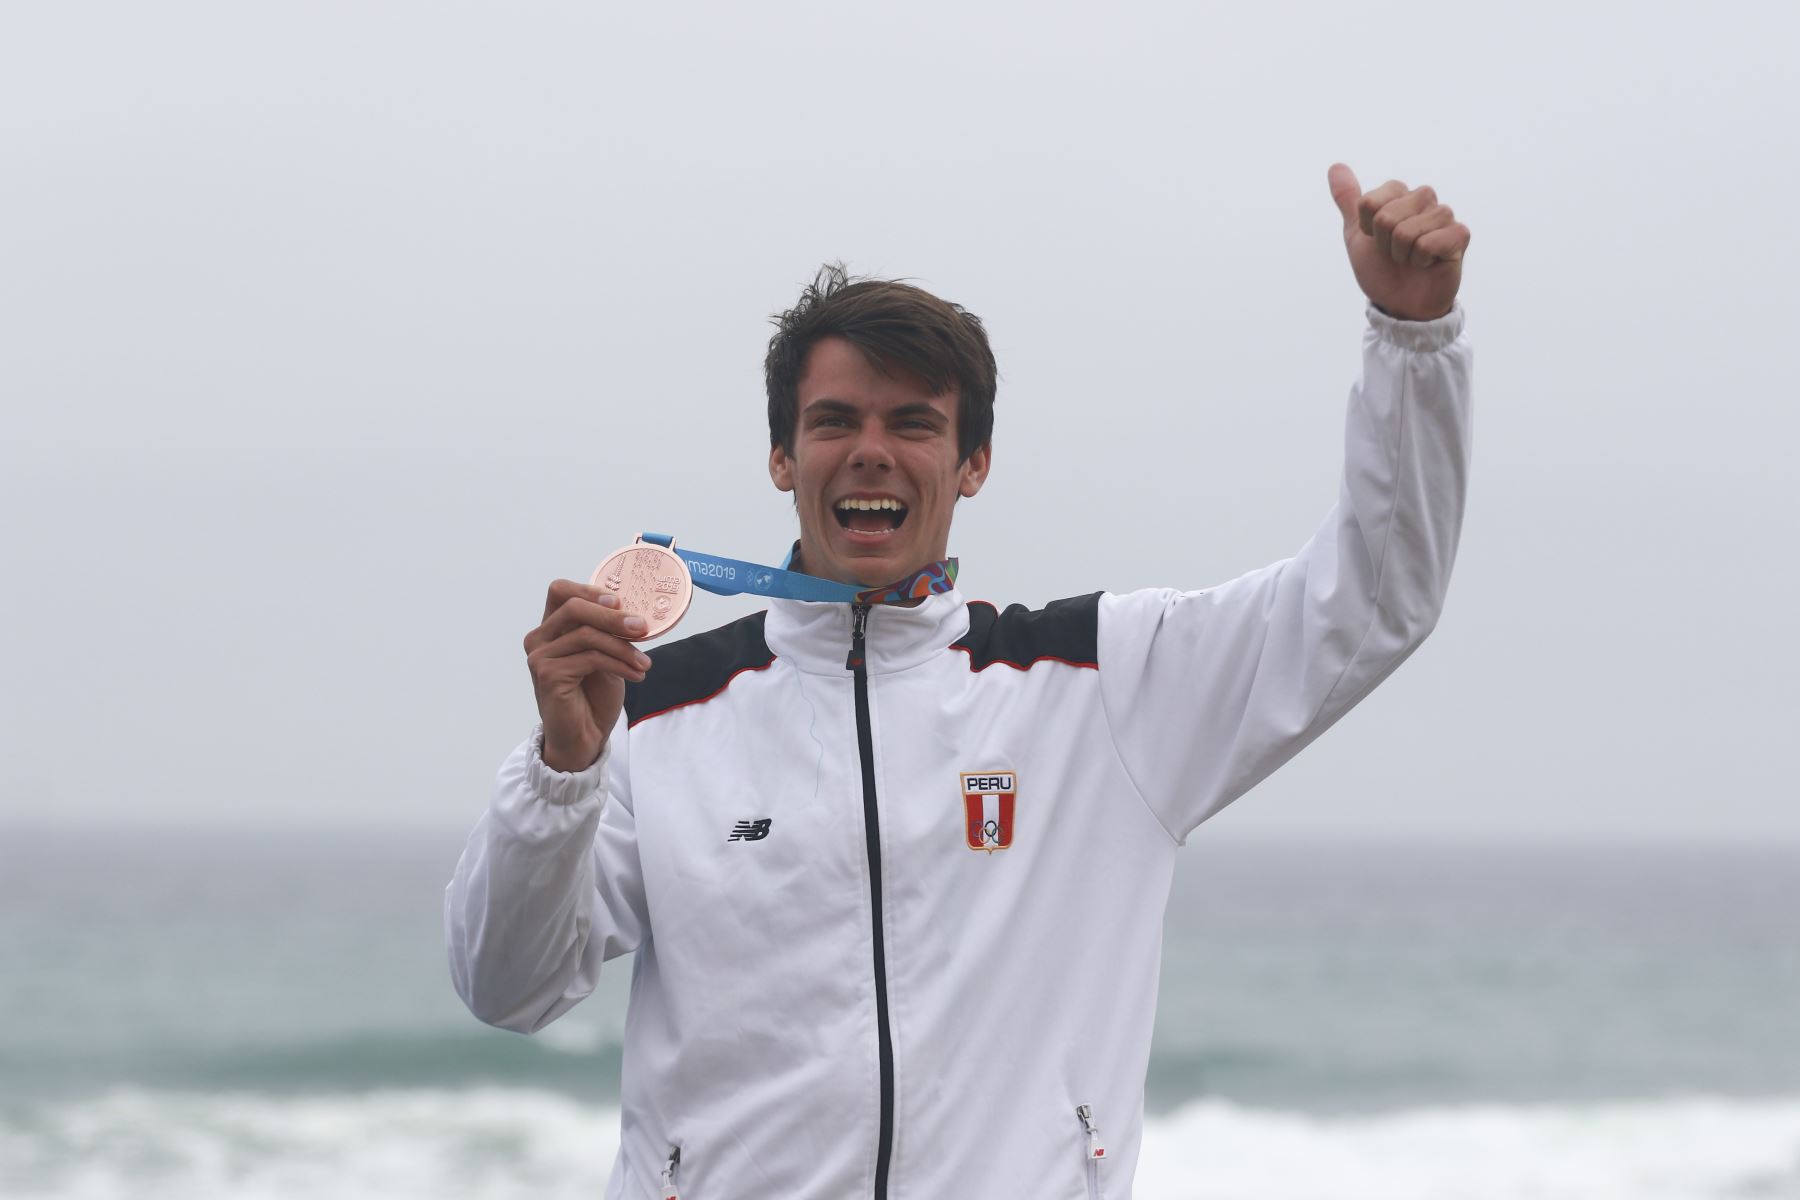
961, 771, 1017, 853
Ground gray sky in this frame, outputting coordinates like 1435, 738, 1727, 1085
3, 1, 1795, 843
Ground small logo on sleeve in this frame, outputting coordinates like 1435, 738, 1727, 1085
960, 772, 1017, 853
728, 818, 772, 842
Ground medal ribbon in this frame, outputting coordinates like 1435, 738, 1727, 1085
641, 533, 958, 605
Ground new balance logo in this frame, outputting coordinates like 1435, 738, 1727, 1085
728, 818, 772, 842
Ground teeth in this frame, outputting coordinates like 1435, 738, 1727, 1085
835, 498, 907, 511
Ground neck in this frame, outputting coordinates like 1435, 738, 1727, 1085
789, 545, 948, 607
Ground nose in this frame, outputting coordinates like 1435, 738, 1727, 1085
848, 424, 894, 472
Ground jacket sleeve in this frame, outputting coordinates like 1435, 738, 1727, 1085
1097, 302, 1473, 842
443, 717, 648, 1033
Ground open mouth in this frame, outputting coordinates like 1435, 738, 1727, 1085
834, 497, 909, 536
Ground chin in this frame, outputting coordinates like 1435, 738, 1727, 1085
859, 565, 903, 587
843, 557, 901, 587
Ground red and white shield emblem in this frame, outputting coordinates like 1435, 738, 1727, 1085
961, 771, 1017, 853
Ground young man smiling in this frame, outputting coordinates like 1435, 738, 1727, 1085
447, 163, 1474, 1199
765, 281, 994, 594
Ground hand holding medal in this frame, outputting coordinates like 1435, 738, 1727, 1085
526, 532, 961, 772
522, 569, 660, 774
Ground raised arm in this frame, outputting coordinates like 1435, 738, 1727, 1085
1097, 164, 1474, 840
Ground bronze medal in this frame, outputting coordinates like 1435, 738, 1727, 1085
590, 537, 693, 641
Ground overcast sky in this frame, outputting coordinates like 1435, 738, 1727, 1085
3, 1, 1795, 845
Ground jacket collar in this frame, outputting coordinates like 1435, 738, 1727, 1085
764, 588, 970, 676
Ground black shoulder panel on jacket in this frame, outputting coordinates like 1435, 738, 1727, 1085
624, 611, 775, 727
952, 593, 1101, 672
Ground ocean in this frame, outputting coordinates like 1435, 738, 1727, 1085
2, 826, 1795, 1198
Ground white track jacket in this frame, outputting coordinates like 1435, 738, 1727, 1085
446, 303, 1474, 1199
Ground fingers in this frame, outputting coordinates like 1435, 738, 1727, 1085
531, 592, 650, 649
544, 648, 644, 689
1392, 203, 1457, 267
526, 580, 656, 693
1357, 180, 1410, 238
529, 624, 651, 686
537, 623, 652, 669
1327, 162, 1363, 231
1412, 221, 1471, 265
542, 578, 613, 623
1364, 184, 1440, 264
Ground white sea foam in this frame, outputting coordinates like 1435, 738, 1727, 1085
1137, 1097, 1800, 1200
3, 1089, 1797, 1199
1, 1088, 616, 1200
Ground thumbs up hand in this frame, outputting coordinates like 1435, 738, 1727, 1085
1328, 163, 1470, 322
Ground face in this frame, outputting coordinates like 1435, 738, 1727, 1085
769, 336, 990, 588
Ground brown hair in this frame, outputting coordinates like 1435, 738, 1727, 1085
765, 263, 997, 463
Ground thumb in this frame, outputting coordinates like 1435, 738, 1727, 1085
1327, 162, 1361, 232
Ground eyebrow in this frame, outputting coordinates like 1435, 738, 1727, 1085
801, 399, 948, 424
888, 403, 947, 423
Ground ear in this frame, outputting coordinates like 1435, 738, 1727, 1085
957, 442, 991, 499
768, 442, 795, 493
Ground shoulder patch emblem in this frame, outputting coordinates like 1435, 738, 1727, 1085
961, 771, 1017, 853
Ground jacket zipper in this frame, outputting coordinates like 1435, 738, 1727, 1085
848, 603, 896, 1199
659, 1145, 681, 1199
1076, 1105, 1106, 1200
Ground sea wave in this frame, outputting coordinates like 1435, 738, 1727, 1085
3, 1088, 1797, 1199
0, 1027, 626, 1101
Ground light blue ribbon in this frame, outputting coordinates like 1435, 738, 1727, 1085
639, 533, 958, 605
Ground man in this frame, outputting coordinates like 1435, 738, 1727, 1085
446, 163, 1473, 1199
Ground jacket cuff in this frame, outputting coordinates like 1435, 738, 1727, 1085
1366, 300, 1465, 352
525, 724, 611, 807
